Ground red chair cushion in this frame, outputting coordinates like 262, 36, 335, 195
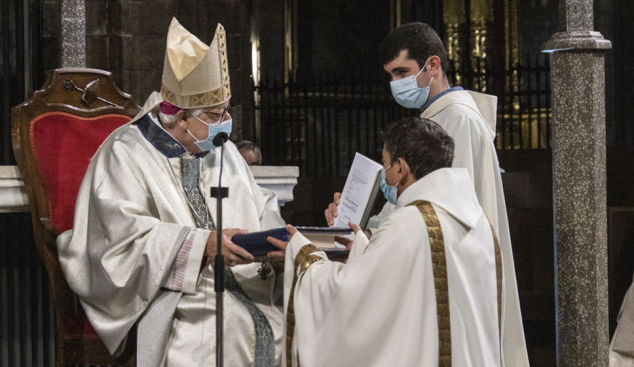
31, 112, 131, 234
64, 311, 99, 338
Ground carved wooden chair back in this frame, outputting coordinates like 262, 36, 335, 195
12, 68, 140, 366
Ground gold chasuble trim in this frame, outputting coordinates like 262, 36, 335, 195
485, 217, 504, 342
286, 244, 321, 367
409, 200, 452, 367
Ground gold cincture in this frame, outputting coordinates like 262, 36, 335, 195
286, 244, 320, 367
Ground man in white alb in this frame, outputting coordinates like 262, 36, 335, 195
610, 275, 634, 367
274, 117, 505, 366
325, 22, 529, 367
57, 18, 285, 366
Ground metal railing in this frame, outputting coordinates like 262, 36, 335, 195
255, 57, 551, 177
254, 75, 417, 177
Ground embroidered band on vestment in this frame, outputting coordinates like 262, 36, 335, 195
180, 157, 215, 230
224, 267, 276, 366
485, 217, 504, 343
409, 200, 452, 367
286, 244, 320, 367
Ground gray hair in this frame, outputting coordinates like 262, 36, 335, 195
157, 108, 204, 125
382, 117, 454, 180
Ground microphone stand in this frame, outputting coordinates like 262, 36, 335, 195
211, 132, 229, 367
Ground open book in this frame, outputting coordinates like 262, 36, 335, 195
333, 153, 383, 230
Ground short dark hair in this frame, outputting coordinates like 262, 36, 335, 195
379, 22, 449, 77
382, 117, 454, 180
236, 140, 262, 165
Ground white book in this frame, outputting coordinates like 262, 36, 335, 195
333, 153, 383, 230
296, 227, 355, 248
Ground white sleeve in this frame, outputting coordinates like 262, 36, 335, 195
367, 202, 397, 233
162, 228, 209, 294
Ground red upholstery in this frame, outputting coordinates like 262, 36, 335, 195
30, 112, 131, 234
64, 312, 99, 338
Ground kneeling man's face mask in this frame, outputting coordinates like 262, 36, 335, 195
188, 115, 233, 151
390, 58, 433, 109
380, 165, 399, 205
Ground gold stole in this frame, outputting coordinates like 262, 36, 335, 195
286, 244, 321, 367
486, 218, 504, 339
409, 200, 503, 367
285, 201, 503, 367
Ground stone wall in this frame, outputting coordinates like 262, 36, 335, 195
80, 0, 253, 139
36, 0, 634, 146
603, 0, 634, 145
42, 0, 61, 72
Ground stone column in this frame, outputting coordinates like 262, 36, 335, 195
542, 1, 611, 366
59, 0, 85, 67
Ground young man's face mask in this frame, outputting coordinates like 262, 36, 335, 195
390, 58, 433, 109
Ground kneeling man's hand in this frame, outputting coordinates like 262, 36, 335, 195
266, 224, 297, 261
335, 222, 370, 250
324, 192, 342, 226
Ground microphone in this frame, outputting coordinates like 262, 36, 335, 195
211, 130, 229, 366
213, 132, 229, 147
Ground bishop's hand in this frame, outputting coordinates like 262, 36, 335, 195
205, 228, 254, 266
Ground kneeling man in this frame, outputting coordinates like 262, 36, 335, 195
272, 117, 505, 367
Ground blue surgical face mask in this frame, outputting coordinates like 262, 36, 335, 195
188, 115, 232, 151
380, 165, 399, 205
390, 58, 434, 109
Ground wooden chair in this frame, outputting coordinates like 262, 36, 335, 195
12, 68, 140, 366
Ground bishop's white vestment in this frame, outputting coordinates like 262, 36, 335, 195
367, 90, 529, 367
286, 168, 502, 367
57, 106, 286, 366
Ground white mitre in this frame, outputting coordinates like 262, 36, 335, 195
131, 17, 231, 122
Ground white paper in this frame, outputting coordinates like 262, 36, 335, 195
333, 153, 382, 228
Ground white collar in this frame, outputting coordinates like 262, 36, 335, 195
396, 168, 482, 229
421, 90, 497, 139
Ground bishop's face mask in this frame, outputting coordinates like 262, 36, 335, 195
188, 114, 233, 151
380, 165, 399, 205
390, 58, 434, 109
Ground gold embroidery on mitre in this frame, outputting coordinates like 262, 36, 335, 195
286, 244, 320, 367
409, 200, 452, 367
160, 82, 231, 109
216, 25, 230, 86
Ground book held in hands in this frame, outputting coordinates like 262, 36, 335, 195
232, 152, 382, 259
231, 227, 353, 257
333, 152, 383, 230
